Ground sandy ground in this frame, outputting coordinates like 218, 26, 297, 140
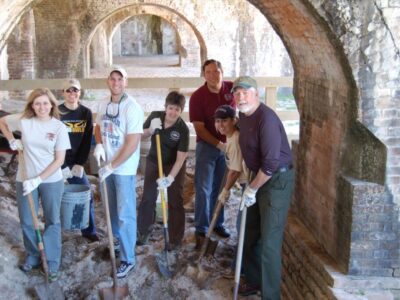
0, 152, 260, 300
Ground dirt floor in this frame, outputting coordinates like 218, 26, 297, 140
0, 152, 260, 300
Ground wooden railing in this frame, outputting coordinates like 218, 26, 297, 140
0, 77, 299, 149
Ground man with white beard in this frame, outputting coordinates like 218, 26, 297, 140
233, 76, 294, 300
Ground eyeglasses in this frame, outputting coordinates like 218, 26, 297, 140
65, 87, 80, 93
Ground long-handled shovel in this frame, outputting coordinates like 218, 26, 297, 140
18, 150, 64, 300
233, 172, 253, 300
98, 162, 129, 300
185, 171, 227, 288
154, 130, 173, 278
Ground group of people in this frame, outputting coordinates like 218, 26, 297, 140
0, 59, 294, 299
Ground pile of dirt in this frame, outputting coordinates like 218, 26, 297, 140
0, 152, 258, 299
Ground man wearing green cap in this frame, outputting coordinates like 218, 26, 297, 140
233, 76, 294, 299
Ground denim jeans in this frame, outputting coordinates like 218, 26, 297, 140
67, 172, 97, 236
16, 180, 64, 273
194, 141, 226, 233
103, 174, 136, 264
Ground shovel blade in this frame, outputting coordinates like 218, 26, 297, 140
34, 281, 64, 300
155, 252, 173, 278
100, 284, 129, 300
204, 239, 218, 257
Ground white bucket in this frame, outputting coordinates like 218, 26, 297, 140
61, 184, 91, 230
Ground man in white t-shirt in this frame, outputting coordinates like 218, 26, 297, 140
94, 66, 144, 278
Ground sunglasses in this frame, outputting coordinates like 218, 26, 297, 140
65, 87, 80, 93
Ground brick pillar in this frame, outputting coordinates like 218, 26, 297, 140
7, 10, 35, 100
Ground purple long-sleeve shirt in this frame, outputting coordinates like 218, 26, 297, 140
239, 103, 292, 176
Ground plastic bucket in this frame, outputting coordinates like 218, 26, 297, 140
61, 184, 91, 230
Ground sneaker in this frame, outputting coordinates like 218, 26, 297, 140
214, 226, 230, 238
48, 271, 59, 282
19, 262, 40, 273
39, 269, 59, 282
114, 240, 120, 257
116, 261, 135, 278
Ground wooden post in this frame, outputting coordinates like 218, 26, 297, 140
265, 86, 278, 112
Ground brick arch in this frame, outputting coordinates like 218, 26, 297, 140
247, 0, 387, 272
85, 4, 207, 76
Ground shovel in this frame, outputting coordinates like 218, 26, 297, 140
18, 150, 64, 300
154, 130, 173, 278
98, 162, 129, 300
185, 171, 227, 288
233, 171, 253, 300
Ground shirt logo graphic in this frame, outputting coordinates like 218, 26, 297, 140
170, 131, 180, 141
64, 121, 86, 133
45, 132, 56, 141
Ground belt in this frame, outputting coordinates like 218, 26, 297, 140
276, 165, 293, 174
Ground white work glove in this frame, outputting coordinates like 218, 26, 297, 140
218, 188, 231, 204
61, 167, 73, 180
71, 164, 84, 178
156, 174, 174, 189
98, 163, 114, 182
94, 144, 106, 165
216, 141, 226, 153
23, 176, 42, 196
239, 186, 258, 211
9, 139, 23, 151
149, 118, 162, 135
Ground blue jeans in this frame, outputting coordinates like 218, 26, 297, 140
194, 141, 226, 233
103, 174, 136, 264
67, 172, 97, 236
16, 180, 64, 273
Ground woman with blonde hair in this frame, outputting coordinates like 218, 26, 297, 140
0, 88, 71, 282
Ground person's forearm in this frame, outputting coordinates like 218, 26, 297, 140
94, 124, 102, 144
37, 150, 66, 181
110, 133, 141, 169
224, 170, 241, 190
192, 122, 220, 146
168, 151, 188, 178
0, 117, 15, 141
142, 128, 152, 139
249, 169, 271, 190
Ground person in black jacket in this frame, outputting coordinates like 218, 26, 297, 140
59, 79, 99, 242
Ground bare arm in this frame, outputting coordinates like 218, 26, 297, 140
192, 121, 220, 147
0, 116, 15, 142
168, 151, 188, 178
141, 128, 153, 139
35, 150, 66, 181
110, 133, 141, 169
223, 169, 241, 191
94, 124, 102, 144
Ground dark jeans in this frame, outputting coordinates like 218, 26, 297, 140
137, 158, 186, 245
67, 172, 97, 236
243, 169, 294, 300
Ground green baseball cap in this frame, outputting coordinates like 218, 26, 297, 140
231, 76, 257, 92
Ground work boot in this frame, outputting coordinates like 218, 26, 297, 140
195, 231, 205, 250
